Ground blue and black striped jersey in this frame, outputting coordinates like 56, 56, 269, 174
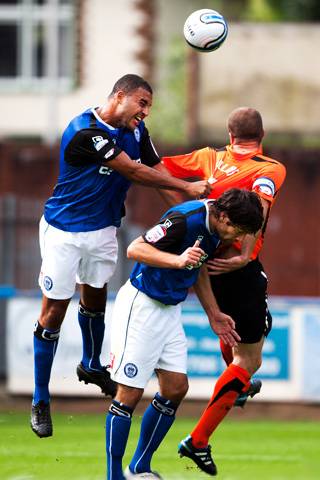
44, 107, 159, 232
130, 200, 221, 305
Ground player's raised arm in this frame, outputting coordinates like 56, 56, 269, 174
107, 151, 212, 198
153, 162, 186, 207
127, 236, 205, 269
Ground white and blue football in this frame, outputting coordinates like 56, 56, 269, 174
183, 9, 228, 52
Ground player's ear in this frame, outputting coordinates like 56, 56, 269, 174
229, 131, 234, 144
115, 90, 125, 104
221, 213, 232, 225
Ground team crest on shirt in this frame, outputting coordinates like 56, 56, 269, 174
134, 128, 140, 142
124, 363, 138, 378
92, 135, 109, 151
145, 219, 172, 243
43, 276, 53, 291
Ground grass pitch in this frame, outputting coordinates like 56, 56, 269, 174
0, 412, 319, 479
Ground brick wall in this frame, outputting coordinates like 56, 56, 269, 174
0, 143, 319, 296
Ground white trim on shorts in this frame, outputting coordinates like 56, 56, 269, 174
110, 280, 187, 389
38, 216, 118, 299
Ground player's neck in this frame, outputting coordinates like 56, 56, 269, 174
232, 141, 261, 153
96, 105, 122, 128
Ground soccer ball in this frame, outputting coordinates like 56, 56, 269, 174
183, 9, 228, 52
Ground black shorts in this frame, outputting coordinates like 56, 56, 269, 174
210, 258, 272, 344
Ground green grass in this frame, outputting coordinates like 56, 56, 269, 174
0, 412, 319, 479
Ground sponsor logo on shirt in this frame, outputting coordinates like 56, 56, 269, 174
163, 219, 172, 229
185, 253, 208, 270
208, 176, 218, 184
216, 158, 239, 176
145, 225, 167, 243
104, 148, 115, 160
99, 165, 113, 175
134, 128, 141, 142
185, 235, 207, 270
145, 219, 172, 243
92, 135, 109, 151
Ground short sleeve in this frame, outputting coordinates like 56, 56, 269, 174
65, 128, 122, 166
140, 127, 160, 167
143, 212, 186, 252
252, 162, 286, 204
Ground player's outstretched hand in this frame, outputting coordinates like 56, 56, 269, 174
177, 240, 204, 269
185, 180, 212, 199
207, 255, 249, 275
209, 311, 241, 347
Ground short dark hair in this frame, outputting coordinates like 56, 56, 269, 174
214, 188, 263, 234
110, 74, 153, 96
227, 107, 263, 141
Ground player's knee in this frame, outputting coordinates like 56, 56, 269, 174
165, 377, 189, 403
234, 354, 262, 376
80, 285, 107, 312
177, 379, 189, 400
252, 357, 263, 375
175, 382, 189, 401
248, 353, 262, 374
40, 302, 67, 329
115, 385, 143, 410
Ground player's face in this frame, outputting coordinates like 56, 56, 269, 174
212, 213, 246, 242
117, 88, 153, 130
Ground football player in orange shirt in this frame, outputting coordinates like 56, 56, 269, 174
162, 107, 286, 476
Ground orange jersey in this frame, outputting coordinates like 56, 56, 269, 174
162, 145, 286, 258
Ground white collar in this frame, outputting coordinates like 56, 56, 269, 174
203, 199, 216, 234
91, 107, 117, 130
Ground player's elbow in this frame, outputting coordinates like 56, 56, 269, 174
127, 239, 142, 260
127, 244, 136, 260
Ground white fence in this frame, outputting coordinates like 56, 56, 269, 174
6, 295, 320, 401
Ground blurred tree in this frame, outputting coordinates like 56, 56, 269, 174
205, 0, 320, 21
267, 0, 320, 21
246, 0, 279, 21
147, 38, 187, 144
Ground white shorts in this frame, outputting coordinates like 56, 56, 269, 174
38, 216, 118, 299
110, 280, 187, 389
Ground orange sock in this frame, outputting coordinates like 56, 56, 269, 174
191, 364, 251, 448
219, 339, 233, 365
